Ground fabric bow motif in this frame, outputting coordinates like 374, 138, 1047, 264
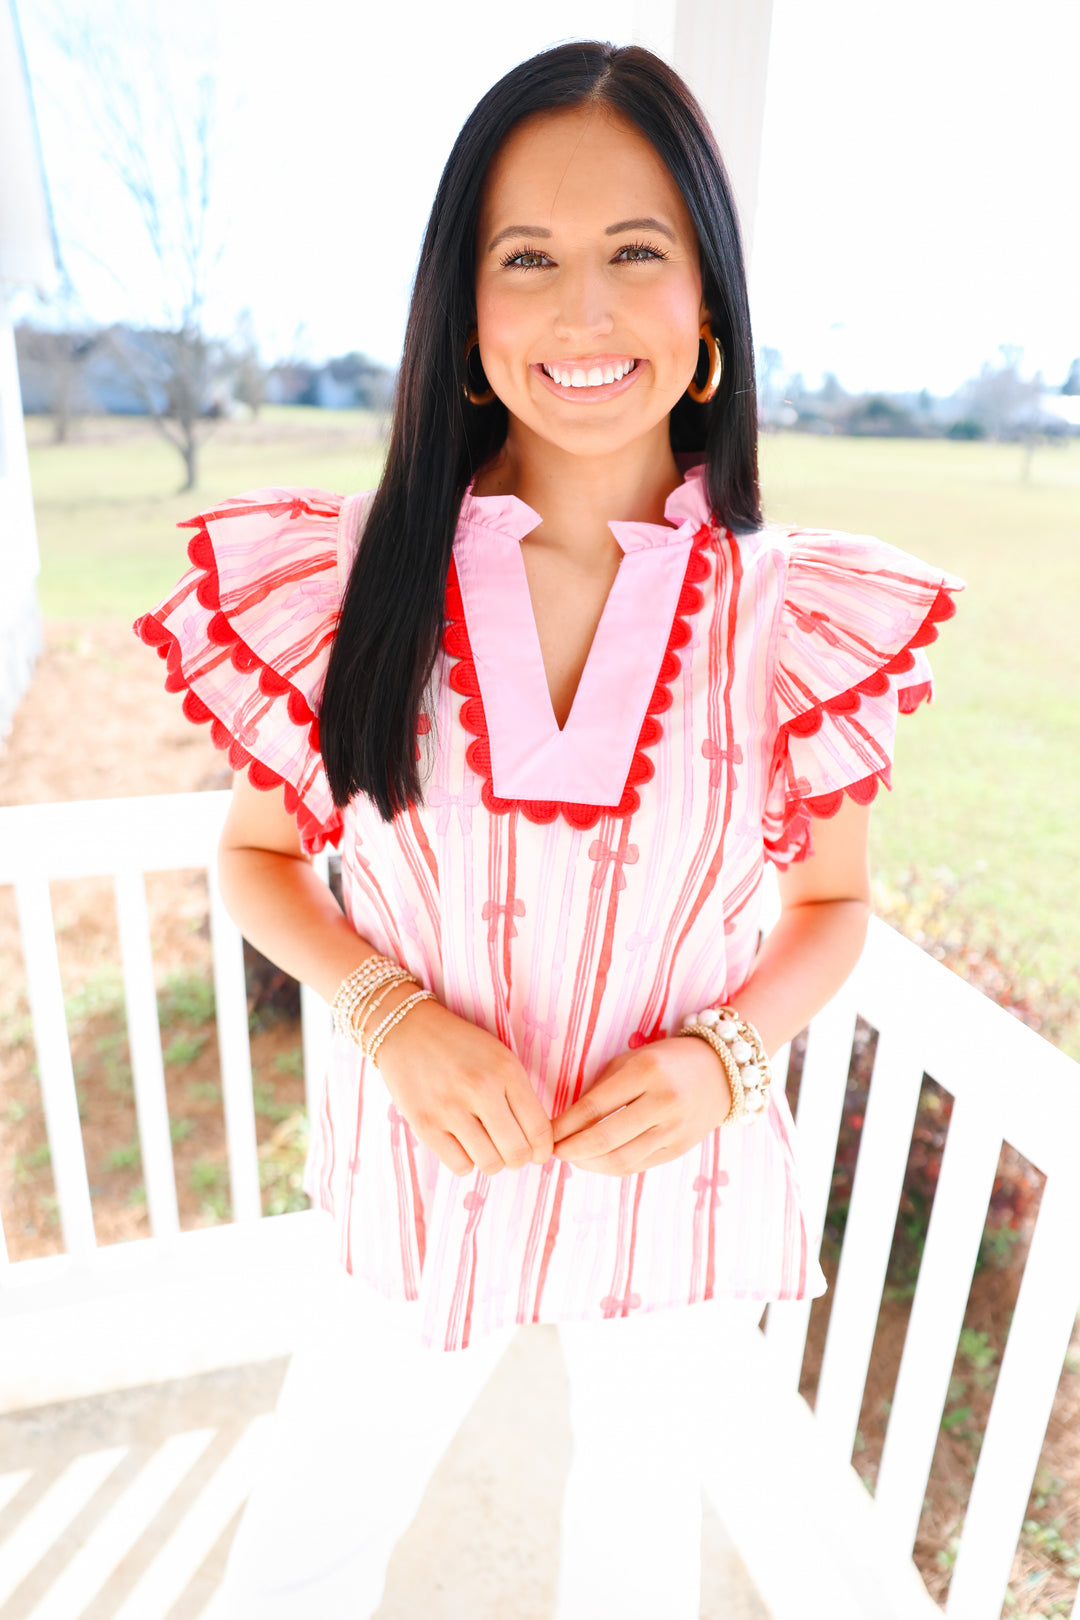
481, 897, 526, 943
701, 736, 744, 790
600, 1290, 642, 1318
791, 606, 842, 646
588, 838, 640, 891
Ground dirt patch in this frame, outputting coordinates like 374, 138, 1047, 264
0, 619, 223, 805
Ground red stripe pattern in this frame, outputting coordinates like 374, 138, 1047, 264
134, 482, 963, 1351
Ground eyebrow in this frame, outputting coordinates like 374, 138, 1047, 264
605, 216, 676, 241
485, 216, 677, 253
486, 225, 552, 252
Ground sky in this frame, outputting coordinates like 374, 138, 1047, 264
12, 0, 1080, 397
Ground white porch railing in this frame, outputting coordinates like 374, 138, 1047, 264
1, 791, 1078, 1620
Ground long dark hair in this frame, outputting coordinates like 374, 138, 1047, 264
321, 40, 761, 821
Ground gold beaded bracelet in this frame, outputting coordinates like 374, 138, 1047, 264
352, 980, 402, 1047
678, 1021, 747, 1125
676, 1004, 773, 1124
367, 990, 437, 1065
332, 956, 416, 1044
331, 957, 439, 1063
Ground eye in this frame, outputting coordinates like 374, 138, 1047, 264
500, 246, 552, 270
613, 240, 668, 263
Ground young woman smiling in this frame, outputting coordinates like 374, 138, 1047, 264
136, 39, 963, 1620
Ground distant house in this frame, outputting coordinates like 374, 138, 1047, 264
15, 323, 220, 418
265, 351, 395, 411
0, 0, 58, 746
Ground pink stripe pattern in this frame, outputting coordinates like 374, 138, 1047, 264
134, 468, 964, 1350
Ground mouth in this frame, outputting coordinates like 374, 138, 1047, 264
533, 356, 644, 402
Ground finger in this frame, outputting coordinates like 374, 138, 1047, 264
635, 1141, 684, 1172
551, 1071, 645, 1143
453, 1116, 507, 1177
430, 1129, 476, 1178
553, 1096, 656, 1161
504, 1074, 555, 1163
482, 1096, 542, 1172
560, 1124, 670, 1177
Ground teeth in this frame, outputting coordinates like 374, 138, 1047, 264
543, 360, 635, 388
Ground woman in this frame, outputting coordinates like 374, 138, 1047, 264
136, 39, 963, 1620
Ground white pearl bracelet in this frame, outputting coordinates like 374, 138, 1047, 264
679, 1005, 773, 1121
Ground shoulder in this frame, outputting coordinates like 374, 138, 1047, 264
730, 521, 964, 663
133, 484, 376, 854
178, 485, 376, 604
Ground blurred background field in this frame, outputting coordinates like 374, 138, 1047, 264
23, 407, 1079, 1056
761, 430, 1080, 1054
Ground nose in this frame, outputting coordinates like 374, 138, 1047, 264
551, 262, 614, 344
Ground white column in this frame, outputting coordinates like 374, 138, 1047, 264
0, 296, 43, 744
1, 0, 58, 742
633, 0, 776, 261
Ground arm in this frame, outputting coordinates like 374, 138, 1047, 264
217, 769, 380, 1005
550, 797, 872, 1174
725, 796, 872, 1058
218, 771, 554, 1174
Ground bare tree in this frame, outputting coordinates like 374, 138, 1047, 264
958, 345, 1041, 441
14, 322, 98, 443
48, 6, 225, 490
231, 309, 265, 420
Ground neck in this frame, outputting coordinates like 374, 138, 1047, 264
474, 418, 683, 561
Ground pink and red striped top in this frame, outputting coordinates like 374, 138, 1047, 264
135, 463, 963, 1350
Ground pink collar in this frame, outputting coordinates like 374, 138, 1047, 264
457, 460, 711, 552
449, 464, 713, 813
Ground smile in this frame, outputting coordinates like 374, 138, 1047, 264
534, 357, 643, 402
541, 358, 637, 387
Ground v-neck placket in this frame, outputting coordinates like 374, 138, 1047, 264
450, 468, 712, 810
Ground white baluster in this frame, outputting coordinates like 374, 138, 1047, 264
13, 875, 96, 1260
113, 867, 180, 1241
814, 1025, 927, 1465
945, 1174, 1080, 1620
207, 863, 260, 1223
874, 1094, 1001, 1559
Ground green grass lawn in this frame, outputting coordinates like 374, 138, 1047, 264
26, 408, 387, 620
25, 412, 1080, 1046
760, 432, 1080, 1022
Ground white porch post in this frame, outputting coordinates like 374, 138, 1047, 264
632, 0, 776, 261
0, 0, 58, 744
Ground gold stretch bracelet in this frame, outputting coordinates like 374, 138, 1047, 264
677, 1004, 773, 1123
352, 981, 402, 1047
367, 990, 437, 1064
677, 1021, 746, 1125
332, 957, 415, 1042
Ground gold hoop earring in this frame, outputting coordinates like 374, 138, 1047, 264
687, 322, 723, 404
463, 335, 496, 406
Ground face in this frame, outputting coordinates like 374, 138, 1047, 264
474, 105, 705, 459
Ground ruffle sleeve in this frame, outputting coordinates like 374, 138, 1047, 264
763, 528, 965, 868
133, 487, 346, 854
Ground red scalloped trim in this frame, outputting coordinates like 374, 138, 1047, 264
443, 521, 716, 831
771, 584, 957, 862
781, 584, 957, 741
134, 512, 342, 854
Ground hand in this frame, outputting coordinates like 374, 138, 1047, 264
373, 991, 554, 1178
550, 1037, 732, 1176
